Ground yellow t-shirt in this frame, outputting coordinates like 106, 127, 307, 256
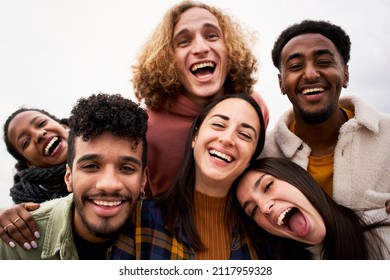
289, 107, 354, 198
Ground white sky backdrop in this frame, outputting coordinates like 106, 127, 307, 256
1, 0, 389, 207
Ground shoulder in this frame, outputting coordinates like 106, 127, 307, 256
251, 91, 270, 127
30, 195, 73, 235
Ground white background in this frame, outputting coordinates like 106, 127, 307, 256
1, 0, 389, 207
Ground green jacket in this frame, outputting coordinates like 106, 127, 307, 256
0, 194, 78, 259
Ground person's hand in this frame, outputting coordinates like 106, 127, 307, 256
386, 200, 390, 214
0, 202, 41, 250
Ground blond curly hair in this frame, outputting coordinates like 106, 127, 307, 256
132, 0, 258, 109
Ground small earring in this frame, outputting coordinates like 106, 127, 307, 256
343, 82, 349, 88
281, 92, 286, 95
138, 190, 145, 208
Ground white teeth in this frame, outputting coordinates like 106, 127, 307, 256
277, 208, 292, 226
302, 87, 324, 94
93, 200, 122, 207
191, 62, 215, 72
209, 149, 232, 163
44, 137, 59, 156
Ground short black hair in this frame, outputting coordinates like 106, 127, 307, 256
67, 93, 148, 169
272, 20, 351, 69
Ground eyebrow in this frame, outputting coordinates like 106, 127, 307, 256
286, 49, 334, 64
76, 154, 142, 166
173, 22, 221, 41
242, 173, 266, 211
211, 114, 258, 138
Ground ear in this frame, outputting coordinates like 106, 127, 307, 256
140, 167, 147, 193
342, 64, 349, 88
61, 123, 70, 131
192, 134, 198, 148
64, 164, 73, 192
278, 73, 285, 93
26, 160, 35, 168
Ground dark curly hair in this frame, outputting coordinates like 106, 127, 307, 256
67, 93, 148, 169
271, 20, 351, 70
3, 107, 68, 172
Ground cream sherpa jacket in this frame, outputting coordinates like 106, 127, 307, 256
261, 95, 390, 210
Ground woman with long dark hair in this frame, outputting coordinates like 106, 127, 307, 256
232, 157, 390, 259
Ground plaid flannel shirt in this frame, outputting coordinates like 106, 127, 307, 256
110, 199, 265, 260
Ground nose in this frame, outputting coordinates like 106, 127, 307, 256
218, 131, 235, 147
192, 35, 210, 56
95, 167, 123, 193
303, 63, 320, 81
259, 199, 274, 215
33, 129, 47, 144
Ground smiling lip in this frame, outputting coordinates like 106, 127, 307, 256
190, 60, 216, 80
91, 199, 125, 217
301, 87, 325, 95
190, 61, 215, 72
42, 136, 62, 157
209, 148, 232, 163
276, 207, 292, 226
93, 200, 122, 207
274, 207, 310, 238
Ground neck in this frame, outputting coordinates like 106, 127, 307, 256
195, 179, 230, 198
182, 89, 224, 108
73, 210, 112, 243
294, 107, 347, 157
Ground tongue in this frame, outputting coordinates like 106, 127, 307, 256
194, 68, 212, 78
287, 210, 307, 236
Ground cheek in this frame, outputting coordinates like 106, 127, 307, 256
282, 73, 297, 87
254, 215, 279, 235
174, 52, 187, 71
126, 177, 144, 197
239, 143, 256, 162
236, 192, 247, 208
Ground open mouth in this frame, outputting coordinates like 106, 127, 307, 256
276, 207, 308, 236
191, 62, 215, 79
93, 200, 123, 207
209, 148, 232, 163
43, 136, 61, 156
301, 87, 325, 95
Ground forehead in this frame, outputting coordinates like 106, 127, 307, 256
236, 170, 266, 201
206, 98, 259, 125
73, 133, 142, 159
239, 169, 265, 187
174, 7, 220, 34
208, 98, 252, 113
9, 111, 46, 126
281, 33, 339, 60
8, 111, 47, 135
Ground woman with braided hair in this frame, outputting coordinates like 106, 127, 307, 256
3, 107, 70, 204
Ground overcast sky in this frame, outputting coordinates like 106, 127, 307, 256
1, 0, 389, 207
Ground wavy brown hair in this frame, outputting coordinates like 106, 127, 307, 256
132, 0, 258, 109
